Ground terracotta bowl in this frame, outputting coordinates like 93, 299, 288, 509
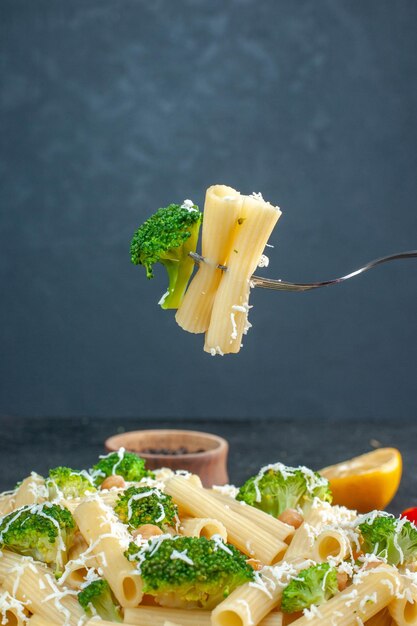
105, 429, 229, 487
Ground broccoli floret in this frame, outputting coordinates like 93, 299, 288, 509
358, 513, 417, 566
130, 202, 202, 309
47, 466, 97, 499
236, 463, 332, 517
114, 486, 177, 530
91, 448, 154, 487
78, 579, 122, 622
0, 502, 76, 576
281, 563, 338, 613
125, 535, 254, 609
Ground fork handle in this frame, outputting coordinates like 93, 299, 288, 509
251, 250, 417, 292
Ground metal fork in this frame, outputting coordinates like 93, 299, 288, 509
189, 250, 417, 292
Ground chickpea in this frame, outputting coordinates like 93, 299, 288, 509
278, 508, 304, 529
132, 524, 163, 540
336, 571, 349, 591
100, 475, 126, 490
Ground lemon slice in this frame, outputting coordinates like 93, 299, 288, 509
320, 448, 402, 513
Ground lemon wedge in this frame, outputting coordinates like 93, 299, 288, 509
320, 448, 402, 513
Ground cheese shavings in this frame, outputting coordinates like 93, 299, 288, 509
258, 254, 269, 268
170, 549, 194, 566
181, 199, 198, 212
0, 590, 28, 625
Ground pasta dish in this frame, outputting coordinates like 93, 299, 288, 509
0, 449, 416, 625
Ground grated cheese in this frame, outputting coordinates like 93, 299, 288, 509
170, 549, 194, 566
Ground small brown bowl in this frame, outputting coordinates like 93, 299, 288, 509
105, 429, 229, 487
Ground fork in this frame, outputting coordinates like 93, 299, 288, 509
189, 250, 417, 292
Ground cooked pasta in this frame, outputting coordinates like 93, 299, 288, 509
176, 185, 243, 334
0, 449, 415, 626
164, 475, 287, 563
179, 517, 227, 541
204, 192, 281, 355
73, 498, 143, 607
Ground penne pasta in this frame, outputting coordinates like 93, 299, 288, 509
209, 490, 294, 543
204, 192, 281, 355
0, 551, 85, 625
73, 497, 143, 607
0, 492, 15, 517
311, 529, 350, 564
0, 589, 28, 626
13, 473, 47, 510
212, 562, 303, 626
179, 517, 227, 541
125, 605, 283, 626
164, 476, 287, 564
388, 594, 417, 625
176, 185, 243, 334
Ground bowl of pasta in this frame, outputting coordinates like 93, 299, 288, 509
0, 447, 415, 626
105, 428, 229, 487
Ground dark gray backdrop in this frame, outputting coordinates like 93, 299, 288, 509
1, 0, 416, 419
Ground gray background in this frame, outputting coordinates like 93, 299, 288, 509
1, 0, 416, 420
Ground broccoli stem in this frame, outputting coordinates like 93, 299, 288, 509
161, 253, 196, 309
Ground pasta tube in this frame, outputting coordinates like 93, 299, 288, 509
287, 566, 400, 625
0, 492, 15, 516
125, 606, 283, 626
164, 476, 287, 564
205, 193, 281, 355
209, 491, 294, 543
284, 502, 333, 560
0, 590, 28, 626
388, 595, 417, 625
73, 497, 143, 607
180, 517, 227, 541
14, 473, 47, 509
0, 551, 85, 625
176, 185, 243, 333
311, 529, 350, 564
212, 562, 302, 626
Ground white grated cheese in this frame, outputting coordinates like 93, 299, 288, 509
170, 549, 194, 566
209, 346, 224, 356
181, 199, 198, 212
230, 312, 238, 340
211, 534, 233, 556
251, 192, 264, 202
258, 254, 269, 268
359, 591, 377, 611
303, 604, 323, 620
0, 590, 28, 625
235, 599, 254, 625
212, 484, 239, 499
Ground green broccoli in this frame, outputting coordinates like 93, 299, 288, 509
281, 563, 339, 614
78, 579, 122, 622
0, 502, 76, 576
91, 448, 154, 487
130, 201, 202, 309
358, 513, 417, 566
236, 463, 332, 518
125, 535, 254, 609
114, 486, 178, 530
47, 466, 97, 499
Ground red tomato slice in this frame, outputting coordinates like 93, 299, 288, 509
401, 507, 417, 523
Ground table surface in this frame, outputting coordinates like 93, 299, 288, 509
1, 417, 416, 515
